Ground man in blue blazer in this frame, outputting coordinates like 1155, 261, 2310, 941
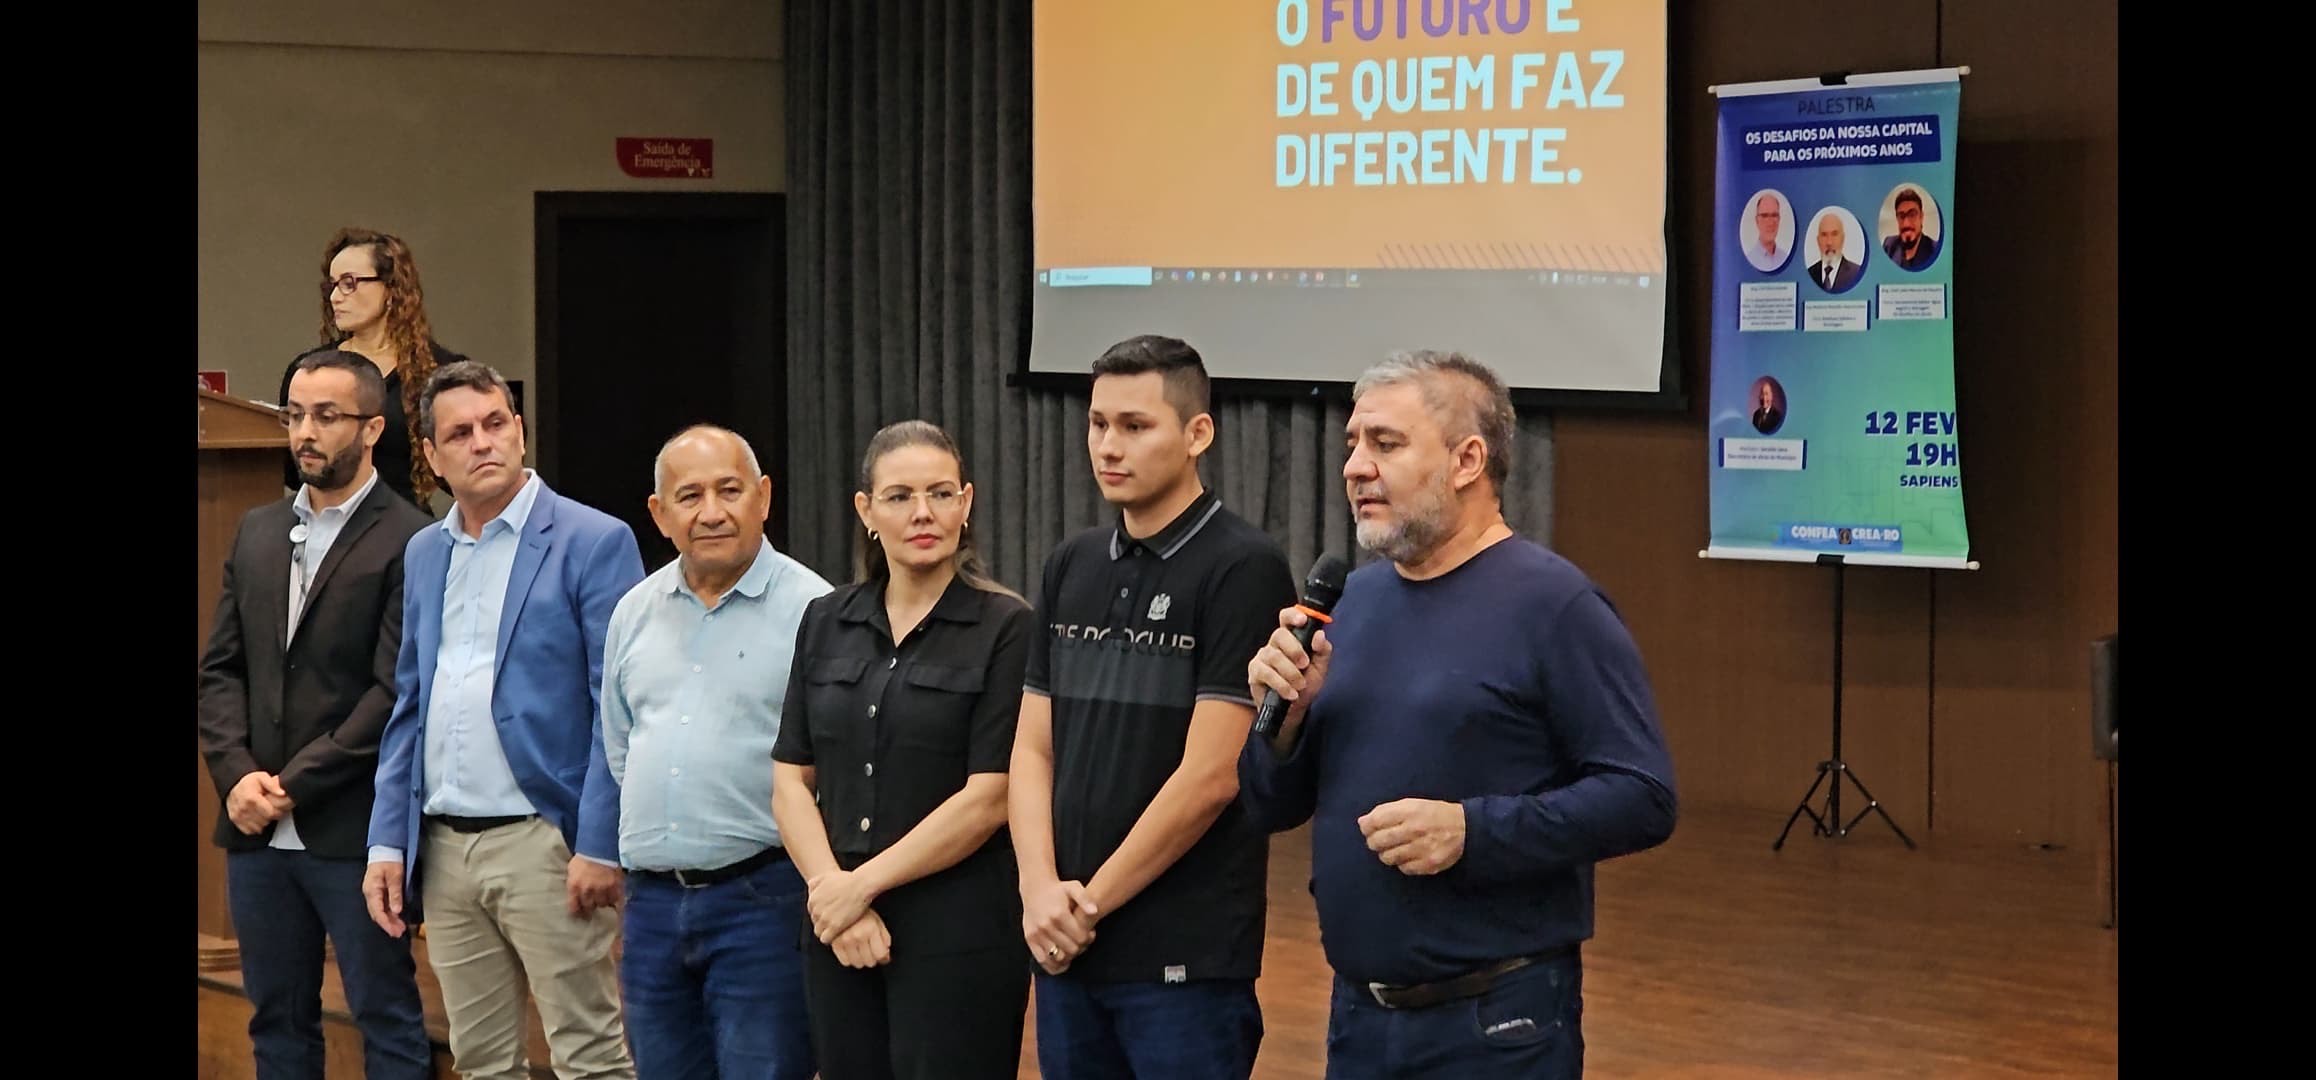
363, 360, 645, 1080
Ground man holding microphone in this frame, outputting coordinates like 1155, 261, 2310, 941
1240, 350, 1678, 1079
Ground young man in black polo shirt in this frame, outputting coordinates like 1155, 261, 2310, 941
1009, 335, 1298, 1079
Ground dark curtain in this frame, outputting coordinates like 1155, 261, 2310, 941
785, 0, 1553, 592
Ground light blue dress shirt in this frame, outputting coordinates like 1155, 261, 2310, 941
602, 537, 831, 872
272, 466, 382, 852
420, 471, 547, 820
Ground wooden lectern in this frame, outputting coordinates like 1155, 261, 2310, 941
197, 388, 287, 971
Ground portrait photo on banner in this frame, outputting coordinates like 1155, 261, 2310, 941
1877, 183, 1944, 272
1803, 205, 1868, 295
1748, 374, 1788, 436
1740, 188, 1796, 273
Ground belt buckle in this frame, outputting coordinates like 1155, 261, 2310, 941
672, 868, 710, 889
1367, 981, 1395, 1008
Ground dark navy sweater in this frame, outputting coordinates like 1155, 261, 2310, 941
1239, 538, 1678, 986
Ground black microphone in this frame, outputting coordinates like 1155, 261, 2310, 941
1252, 553, 1350, 739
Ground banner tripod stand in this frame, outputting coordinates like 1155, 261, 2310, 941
1774, 556, 1917, 851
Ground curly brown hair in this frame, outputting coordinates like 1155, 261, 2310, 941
319, 228, 442, 503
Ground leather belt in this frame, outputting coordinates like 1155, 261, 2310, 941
426, 814, 534, 834
633, 846, 788, 889
1365, 946, 1575, 1010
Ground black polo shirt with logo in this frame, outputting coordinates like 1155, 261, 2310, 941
1025, 488, 1297, 983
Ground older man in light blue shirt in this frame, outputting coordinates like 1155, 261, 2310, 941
602, 424, 830, 1080
603, 536, 826, 868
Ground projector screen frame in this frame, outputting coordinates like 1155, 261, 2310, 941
1013, 2, 1689, 415
1010, 190, 1689, 415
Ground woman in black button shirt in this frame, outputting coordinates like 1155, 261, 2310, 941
771, 420, 1036, 1080
279, 227, 466, 510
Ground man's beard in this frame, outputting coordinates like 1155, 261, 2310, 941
296, 439, 363, 491
1354, 466, 1455, 564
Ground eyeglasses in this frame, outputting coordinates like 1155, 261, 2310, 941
322, 273, 384, 296
277, 405, 378, 430
874, 488, 963, 510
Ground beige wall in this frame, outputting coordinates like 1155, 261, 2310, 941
197, 1, 785, 419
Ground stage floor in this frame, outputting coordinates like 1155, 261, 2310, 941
197, 806, 2118, 1079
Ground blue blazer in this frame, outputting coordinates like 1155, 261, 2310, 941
367, 479, 645, 921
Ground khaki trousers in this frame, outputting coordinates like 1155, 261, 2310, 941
421, 816, 635, 1080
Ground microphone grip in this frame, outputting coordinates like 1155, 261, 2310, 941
1250, 618, 1325, 739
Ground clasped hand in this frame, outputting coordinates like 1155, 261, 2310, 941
808, 869, 894, 968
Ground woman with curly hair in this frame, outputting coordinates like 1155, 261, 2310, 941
279, 228, 468, 508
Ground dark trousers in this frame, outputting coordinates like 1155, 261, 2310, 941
621, 856, 816, 1079
802, 932, 1030, 1080
1323, 951, 1584, 1079
1032, 972, 1263, 1080
225, 847, 432, 1080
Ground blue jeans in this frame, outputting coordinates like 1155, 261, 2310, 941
620, 855, 814, 1079
1323, 952, 1584, 1079
1033, 973, 1262, 1080
225, 847, 431, 1080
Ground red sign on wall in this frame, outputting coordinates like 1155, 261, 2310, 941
617, 137, 715, 179
197, 370, 228, 393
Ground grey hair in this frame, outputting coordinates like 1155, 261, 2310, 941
1352, 349, 1517, 493
654, 424, 764, 491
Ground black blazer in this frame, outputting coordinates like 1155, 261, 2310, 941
197, 482, 434, 857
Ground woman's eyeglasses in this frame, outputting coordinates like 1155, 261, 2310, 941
875, 488, 962, 510
322, 273, 384, 296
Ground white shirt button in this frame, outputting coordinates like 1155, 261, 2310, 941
670, 822, 680, 831
865, 762, 875, 777
889, 657, 897, 669
858, 817, 871, 832
669, 767, 681, 777
681, 716, 691, 725
868, 705, 878, 718
692, 665, 703, 674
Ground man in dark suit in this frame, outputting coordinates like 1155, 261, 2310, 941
1750, 380, 1785, 435
1808, 212, 1864, 294
363, 360, 645, 1080
198, 350, 436, 1080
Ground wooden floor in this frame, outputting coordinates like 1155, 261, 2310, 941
1211, 806, 2115, 1079
198, 807, 2118, 1078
